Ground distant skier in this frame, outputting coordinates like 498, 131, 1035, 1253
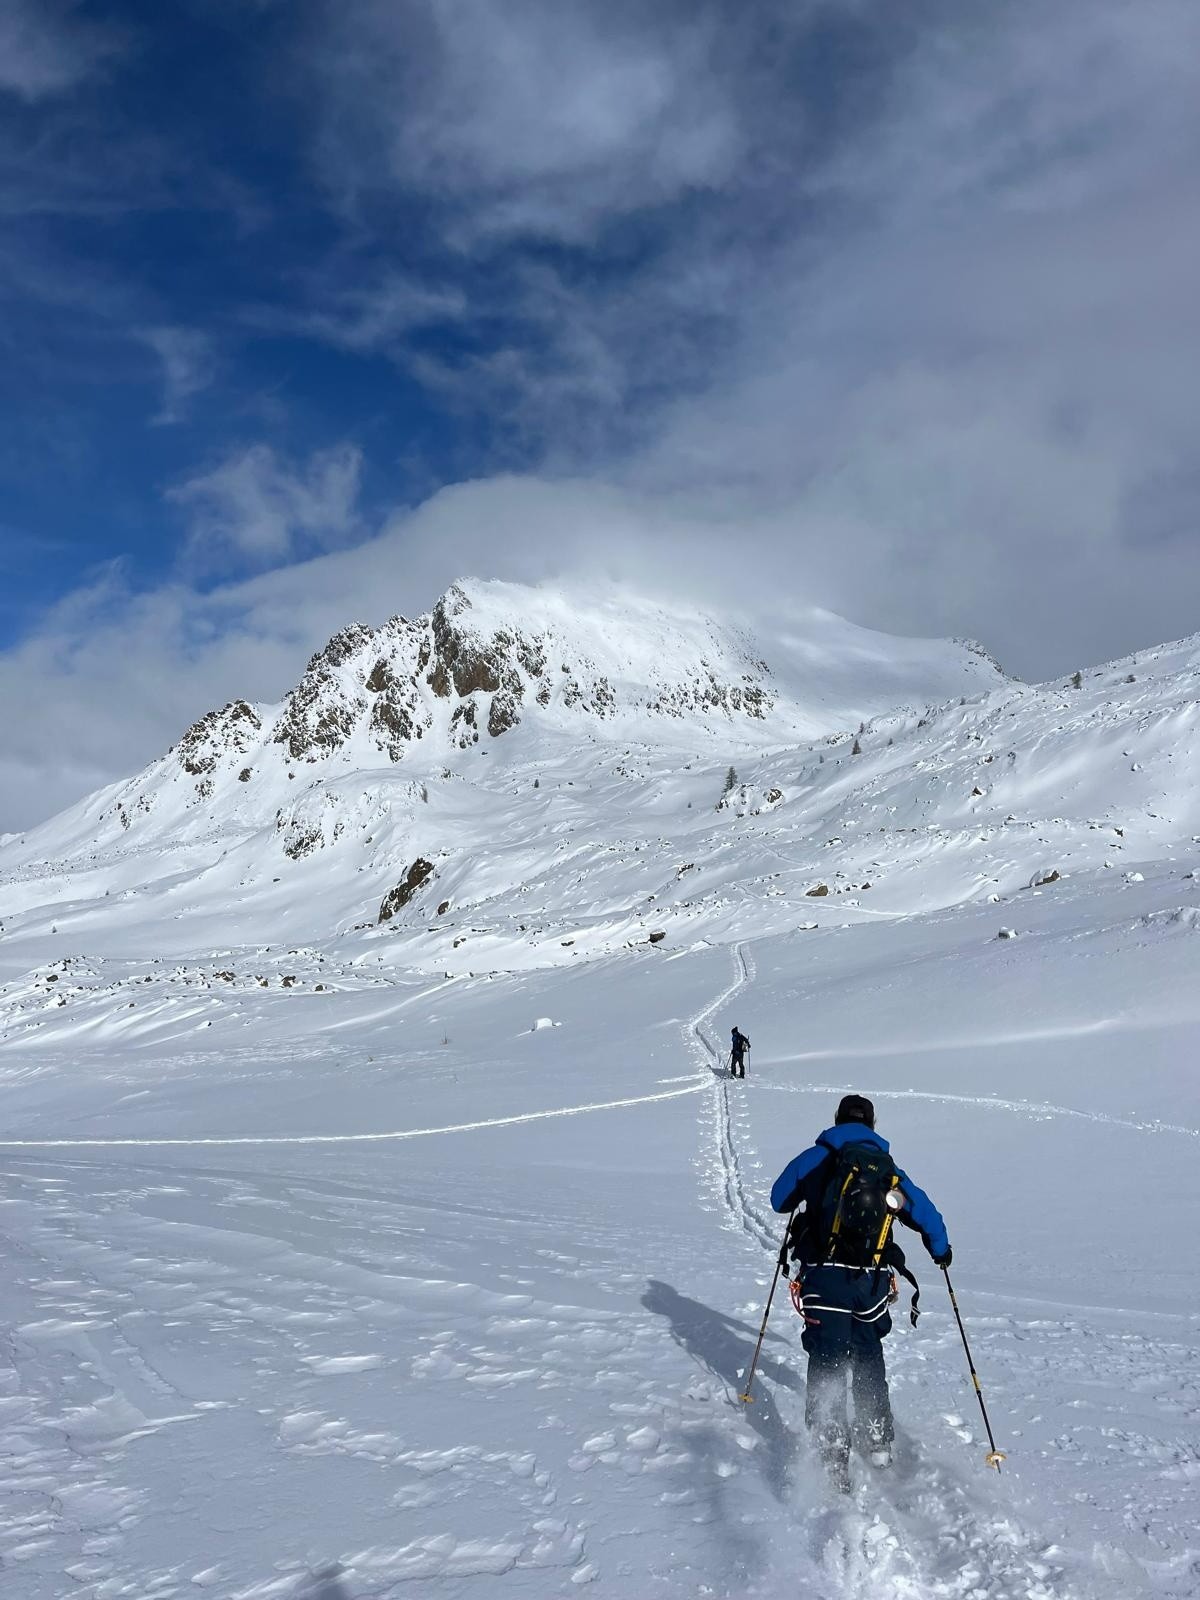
729, 1026, 750, 1078
770, 1093, 951, 1490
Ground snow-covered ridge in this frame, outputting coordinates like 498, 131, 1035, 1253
0, 578, 1005, 861
4, 581, 1198, 988
186, 578, 1006, 777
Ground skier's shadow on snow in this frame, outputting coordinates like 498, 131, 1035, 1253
291, 1565, 353, 1599
642, 1279, 803, 1499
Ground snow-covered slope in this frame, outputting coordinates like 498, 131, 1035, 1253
0, 577, 1004, 862
0, 590, 1195, 982
1, 588, 1198, 1600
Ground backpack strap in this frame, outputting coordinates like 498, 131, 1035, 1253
882, 1237, 922, 1326
896, 1260, 921, 1327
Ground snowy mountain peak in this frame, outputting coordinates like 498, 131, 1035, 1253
260, 577, 789, 773
160, 576, 999, 805
5, 577, 1009, 865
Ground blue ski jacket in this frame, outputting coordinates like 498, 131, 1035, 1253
770, 1122, 949, 1262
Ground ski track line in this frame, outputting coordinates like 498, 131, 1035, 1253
689, 956, 1116, 1600
763, 1081, 1199, 1139
687, 940, 778, 1255
0, 1082, 707, 1149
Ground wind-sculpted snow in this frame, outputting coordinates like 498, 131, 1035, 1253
0, 590, 1198, 1597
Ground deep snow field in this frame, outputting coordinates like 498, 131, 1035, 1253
2, 592, 1199, 1599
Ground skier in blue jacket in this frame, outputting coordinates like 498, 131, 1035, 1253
771, 1093, 950, 1486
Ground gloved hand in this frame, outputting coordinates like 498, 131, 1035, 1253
934, 1246, 953, 1269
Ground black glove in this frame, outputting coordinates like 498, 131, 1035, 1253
934, 1246, 952, 1269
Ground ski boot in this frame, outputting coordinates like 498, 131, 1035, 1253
863, 1418, 893, 1470
819, 1433, 853, 1495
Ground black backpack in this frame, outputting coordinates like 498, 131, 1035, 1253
816, 1140, 902, 1266
780, 1139, 923, 1324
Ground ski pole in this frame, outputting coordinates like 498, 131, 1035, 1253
738, 1216, 792, 1403
942, 1266, 1007, 1471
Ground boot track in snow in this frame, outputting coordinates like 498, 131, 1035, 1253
683, 941, 1088, 1599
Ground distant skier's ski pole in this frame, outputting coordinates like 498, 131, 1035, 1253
942, 1266, 1007, 1471
738, 1217, 792, 1403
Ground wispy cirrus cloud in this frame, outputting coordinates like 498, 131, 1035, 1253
0, 0, 123, 102
168, 442, 365, 569
138, 325, 217, 424
247, 270, 468, 355
304, 0, 749, 245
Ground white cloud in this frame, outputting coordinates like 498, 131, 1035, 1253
139, 325, 216, 424
0, 0, 120, 101
619, 0, 1200, 669
4, 459, 1200, 832
249, 271, 468, 354
0, 475, 740, 829
306, 0, 747, 242
169, 443, 365, 567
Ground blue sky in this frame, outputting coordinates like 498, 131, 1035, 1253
1, 0, 1198, 827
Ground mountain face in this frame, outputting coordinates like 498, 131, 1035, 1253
181, 578, 1002, 783
0, 576, 1198, 1034
5, 579, 1007, 858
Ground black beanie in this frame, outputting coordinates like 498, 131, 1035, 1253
835, 1093, 875, 1129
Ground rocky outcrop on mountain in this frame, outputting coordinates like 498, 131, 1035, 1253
234, 580, 789, 776
379, 858, 435, 923
647, 664, 771, 721
178, 701, 262, 776
263, 590, 550, 764
93, 576, 1009, 831
275, 788, 349, 860
272, 623, 377, 762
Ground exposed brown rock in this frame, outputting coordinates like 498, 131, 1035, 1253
178, 700, 262, 776
378, 858, 436, 923
488, 690, 521, 737
449, 701, 479, 747
272, 623, 374, 761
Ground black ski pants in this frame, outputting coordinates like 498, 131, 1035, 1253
730, 1051, 745, 1078
796, 1264, 895, 1454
